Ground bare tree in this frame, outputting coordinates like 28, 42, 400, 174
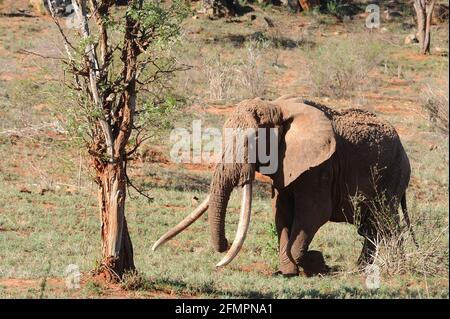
414, 0, 436, 54
47, 0, 187, 281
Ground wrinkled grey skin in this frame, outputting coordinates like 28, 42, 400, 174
208, 95, 412, 276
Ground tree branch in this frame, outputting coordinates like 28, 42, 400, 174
73, 0, 115, 161
46, 0, 76, 58
17, 49, 67, 61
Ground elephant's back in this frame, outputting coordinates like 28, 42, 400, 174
301, 100, 399, 147
331, 108, 405, 170
332, 108, 398, 147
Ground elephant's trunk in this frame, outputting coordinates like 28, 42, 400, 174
208, 186, 232, 253
215, 181, 253, 267
207, 162, 253, 255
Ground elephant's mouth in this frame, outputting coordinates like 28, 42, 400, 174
152, 181, 254, 268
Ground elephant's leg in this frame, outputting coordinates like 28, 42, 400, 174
272, 189, 297, 276
357, 194, 402, 267
356, 204, 378, 266
357, 236, 377, 266
289, 205, 329, 275
289, 165, 333, 275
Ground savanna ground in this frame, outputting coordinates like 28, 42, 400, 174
0, 0, 448, 298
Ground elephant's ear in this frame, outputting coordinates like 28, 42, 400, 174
271, 106, 336, 190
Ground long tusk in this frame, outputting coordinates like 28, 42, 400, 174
215, 182, 253, 267
152, 195, 210, 251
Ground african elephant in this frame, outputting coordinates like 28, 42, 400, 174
153, 95, 415, 277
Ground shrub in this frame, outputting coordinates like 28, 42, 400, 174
236, 41, 267, 99
29, 0, 47, 15
352, 191, 449, 277
307, 37, 383, 98
120, 270, 152, 291
203, 55, 235, 102
203, 41, 266, 103
421, 77, 449, 135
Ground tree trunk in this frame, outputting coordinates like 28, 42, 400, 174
97, 160, 135, 281
299, 0, 314, 11
414, 0, 436, 54
414, 0, 426, 50
282, 0, 319, 12
423, 1, 435, 54
91, 7, 139, 282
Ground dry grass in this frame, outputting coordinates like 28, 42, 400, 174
120, 270, 152, 291
421, 76, 449, 135
235, 41, 267, 99
306, 36, 383, 98
372, 224, 448, 278
203, 41, 266, 103
203, 54, 235, 102
353, 191, 449, 278
29, 0, 46, 15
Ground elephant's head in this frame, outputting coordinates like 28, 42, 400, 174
152, 95, 336, 267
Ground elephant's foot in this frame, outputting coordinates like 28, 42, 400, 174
276, 261, 299, 277
357, 239, 376, 269
299, 250, 329, 277
357, 250, 375, 269
274, 251, 330, 277
271, 270, 298, 278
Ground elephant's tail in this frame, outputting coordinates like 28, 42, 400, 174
401, 193, 419, 248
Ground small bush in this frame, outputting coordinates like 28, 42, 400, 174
235, 41, 267, 99
262, 222, 278, 270
373, 232, 448, 277
203, 41, 266, 103
352, 190, 449, 277
322, 0, 360, 18
29, 0, 47, 15
120, 270, 152, 291
307, 37, 383, 98
83, 281, 103, 296
325, 0, 344, 17
421, 77, 449, 135
203, 55, 235, 102
371, 206, 449, 277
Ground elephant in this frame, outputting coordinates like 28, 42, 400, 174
153, 95, 416, 277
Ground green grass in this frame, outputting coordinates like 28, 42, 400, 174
0, 151, 447, 298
